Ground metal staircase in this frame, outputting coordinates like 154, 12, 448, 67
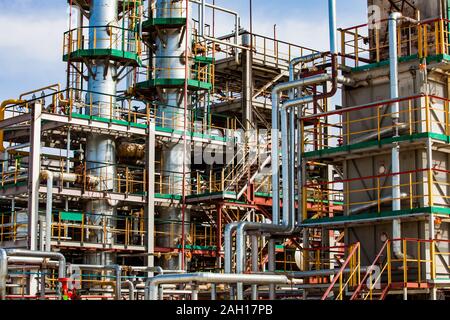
223, 138, 271, 200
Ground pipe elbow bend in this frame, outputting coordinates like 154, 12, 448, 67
389, 12, 402, 21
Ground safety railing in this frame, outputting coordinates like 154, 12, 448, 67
151, 108, 237, 137
321, 242, 361, 300
63, 25, 142, 58
136, 55, 215, 87
0, 158, 28, 188
275, 245, 302, 272
303, 169, 426, 219
155, 170, 192, 196
0, 211, 28, 243
154, 218, 216, 250
300, 244, 351, 273
39, 160, 147, 196
301, 94, 450, 155
303, 167, 448, 219
339, 18, 450, 68
351, 238, 450, 300
189, 138, 272, 197
207, 30, 326, 72
52, 211, 146, 247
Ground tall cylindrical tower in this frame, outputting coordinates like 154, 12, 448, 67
154, 0, 192, 270
84, 0, 119, 266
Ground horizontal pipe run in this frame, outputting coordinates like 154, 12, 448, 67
5, 249, 66, 299
147, 273, 289, 300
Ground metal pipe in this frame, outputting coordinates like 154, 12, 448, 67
211, 283, 217, 300
349, 193, 409, 215
43, 171, 53, 252
194, 0, 243, 63
328, 0, 337, 55
271, 73, 331, 227
122, 280, 135, 300
224, 222, 240, 273
40, 170, 99, 252
69, 264, 122, 300
232, 73, 336, 299
0, 249, 6, 300
251, 235, 258, 300
389, 12, 403, 258
5, 250, 66, 299
268, 239, 276, 299
147, 273, 289, 300
231, 2, 348, 300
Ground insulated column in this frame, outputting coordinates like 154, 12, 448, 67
155, 0, 192, 270
85, 0, 119, 266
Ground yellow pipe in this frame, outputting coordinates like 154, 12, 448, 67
0, 99, 26, 152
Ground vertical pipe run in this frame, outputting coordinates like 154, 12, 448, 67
281, 108, 290, 227
271, 93, 280, 226
328, 0, 338, 55
389, 12, 403, 257
251, 235, 259, 300
268, 239, 276, 300
45, 172, 53, 252
0, 249, 6, 300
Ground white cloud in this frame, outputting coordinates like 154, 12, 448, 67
0, 11, 67, 100
0, 12, 67, 64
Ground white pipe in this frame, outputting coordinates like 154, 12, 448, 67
328, 0, 338, 55
5, 249, 66, 299
194, 0, 243, 64
226, 0, 348, 300
147, 273, 289, 300
0, 249, 6, 300
44, 171, 53, 252
389, 12, 403, 258
122, 280, 135, 300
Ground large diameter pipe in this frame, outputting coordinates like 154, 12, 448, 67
328, 0, 338, 55
147, 273, 289, 300
389, 12, 403, 258
122, 280, 135, 300
42, 171, 53, 252
6, 249, 66, 299
271, 74, 332, 226
0, 249, 6, 300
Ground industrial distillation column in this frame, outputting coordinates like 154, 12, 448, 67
155, 0, 192, 270
84, 0, 119, 266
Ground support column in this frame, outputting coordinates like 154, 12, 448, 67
27, 101, 42, 296
242, 33, 254, 131
146, 122, 156, 277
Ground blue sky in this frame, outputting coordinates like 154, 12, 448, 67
0, 0, 367, 101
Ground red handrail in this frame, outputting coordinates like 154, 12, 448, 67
351, 240, 389, 300
321, 242, 360, 300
